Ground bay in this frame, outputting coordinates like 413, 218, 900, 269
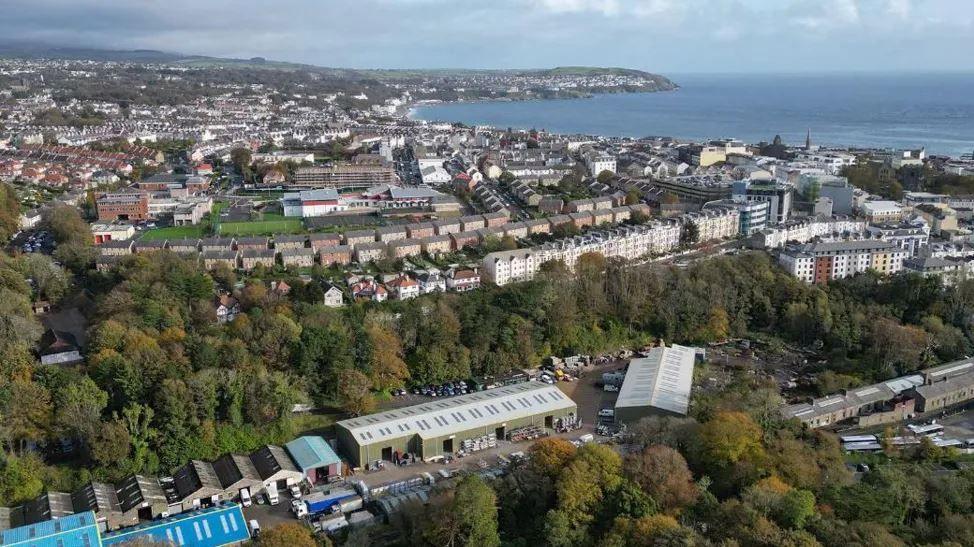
409, 73, 974, 157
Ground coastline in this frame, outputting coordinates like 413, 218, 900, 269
402, 73, 974, 157
402, 86, 679, 123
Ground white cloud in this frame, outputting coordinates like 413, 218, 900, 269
529, 0, 686, 19
532, 0, 622, 16
788, 0, 861, 30
886, 0, 912, 19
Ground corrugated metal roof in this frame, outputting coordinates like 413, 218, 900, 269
0, 510, 102, 547
285, 436, 341, 472
102, 503, 249, 547
336, 383, 576, 444
615, 345, 696, 416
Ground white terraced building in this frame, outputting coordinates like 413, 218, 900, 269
751, 216, 867, 249
483, 220, 684, 286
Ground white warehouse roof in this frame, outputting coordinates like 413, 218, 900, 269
616, 344, 697, 416
336, 382, 576, 445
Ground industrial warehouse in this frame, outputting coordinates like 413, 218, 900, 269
335, 382, 578, 468
613, 344, 700, 423
783, 356, 974, 429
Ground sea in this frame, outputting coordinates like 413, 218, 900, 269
409, 72, 974, 157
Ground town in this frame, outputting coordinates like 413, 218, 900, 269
4, 52, 974, 547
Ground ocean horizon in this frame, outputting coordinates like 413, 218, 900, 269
410, 72, 974, 157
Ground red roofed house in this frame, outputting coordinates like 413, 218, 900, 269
350, 278, 388, 302
385, 275, 420, 300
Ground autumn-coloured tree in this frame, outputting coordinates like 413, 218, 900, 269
337, 369, 376, 416
365, 322, 410, 391
626, 445, 698, 514
258, 522, 318, 547
697, 411, 765, 468
529, 438, 577, 478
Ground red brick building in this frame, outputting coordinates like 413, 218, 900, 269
96, 192, 149, 221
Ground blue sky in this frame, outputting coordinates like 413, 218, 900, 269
2, 0, 973, 73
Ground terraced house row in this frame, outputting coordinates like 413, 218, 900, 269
483, 206, 741, 286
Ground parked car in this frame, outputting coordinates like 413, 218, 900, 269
249, 519, 261, 537
289, 485, 302, 499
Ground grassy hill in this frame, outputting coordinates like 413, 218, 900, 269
0, 43, 674, 88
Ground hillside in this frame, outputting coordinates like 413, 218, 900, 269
0, 43, 675, 89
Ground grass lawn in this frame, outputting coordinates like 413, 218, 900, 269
140, 225, 205, 240
292, 410, 344, 437
218, 218, 305, 235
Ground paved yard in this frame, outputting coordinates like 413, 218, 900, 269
242, 489, 302, 530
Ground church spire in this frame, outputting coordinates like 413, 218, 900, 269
805, 128, 812, 150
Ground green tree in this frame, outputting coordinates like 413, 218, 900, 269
336, 369, 375, 416
597, 170, 615, 184
54, 376, 108, 449
425, 475, 500, 547
0, 453, 45, 505
23, 254, 69, 303
89, 418, 132, 471
230, 147, 253, 174
0, 184, 21, 243
679, 220, 699, 246
1, 379, 53, 453
546, 444, 623, 546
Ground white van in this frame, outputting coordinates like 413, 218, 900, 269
249, 519, 261, 537
240, 489, 252, 507
598, 408, 615, 418
266, 483, 280, 506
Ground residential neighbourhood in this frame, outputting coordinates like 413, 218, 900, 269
4, 16, 974, 547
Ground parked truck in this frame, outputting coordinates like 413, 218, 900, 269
303, 488, 359, 516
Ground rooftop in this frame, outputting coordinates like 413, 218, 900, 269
0, 511, 101, 547
336, 382, 575, 444
102, 503, 249, 547
285, 436, 341, 472
615, 344, 697, 416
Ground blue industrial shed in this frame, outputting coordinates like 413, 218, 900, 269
0, 511, 102, 547
285, 435, 342, 484
101, 503, 249, 547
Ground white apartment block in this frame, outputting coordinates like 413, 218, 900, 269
483, 220, 683, 286
752, 217, 867, 249
683, 207, 740, 242
778, 240, 908, 284
585, 153, 616, 176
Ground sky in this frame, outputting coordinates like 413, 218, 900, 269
2, 0, 974, 73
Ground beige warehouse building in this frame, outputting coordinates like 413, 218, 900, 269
335, 383, 577, 468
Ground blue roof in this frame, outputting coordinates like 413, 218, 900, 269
285, 436, 341, 472
0, 511, 102, 547
102, 503, 249, 547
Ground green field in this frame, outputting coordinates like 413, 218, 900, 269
140, 225, 205, 240
218, 218, 304, 235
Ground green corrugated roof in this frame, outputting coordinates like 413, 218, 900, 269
285, 436, 341, 471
